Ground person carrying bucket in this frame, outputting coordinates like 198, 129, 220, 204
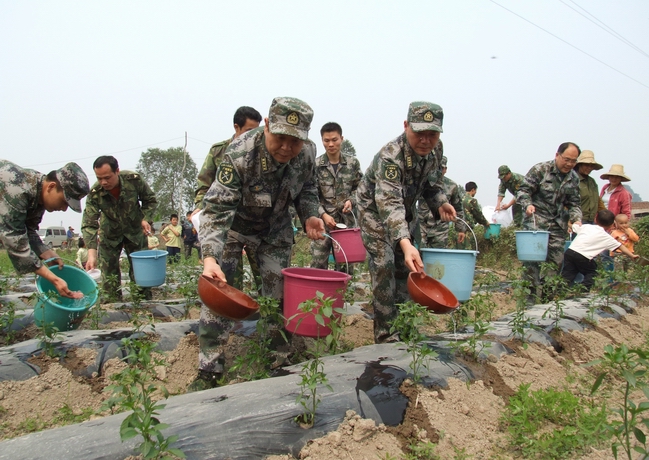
310, 122, 363, 272
495, 165, 524, 227
356, 101, 456, 344
516, 142, 582, 302
196, 97, 326, 391
459, 181, 490, 249
0, 160, 90, 299
81, 155, 158, 302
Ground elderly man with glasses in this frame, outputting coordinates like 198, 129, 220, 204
516, 142, 583, 302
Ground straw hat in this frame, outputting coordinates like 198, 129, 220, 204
600, 164, 631, 182
575, 150, 602, 170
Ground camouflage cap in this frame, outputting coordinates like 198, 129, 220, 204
407, 101, 443, 133
441, 156, 448, 168
56, 162, 90, 213
498, 165, 511, 179
268, 97, 313, 141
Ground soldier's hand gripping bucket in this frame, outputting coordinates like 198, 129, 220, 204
35, 263, 98, 331
130, 249, 168, 287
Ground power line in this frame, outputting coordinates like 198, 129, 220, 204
24, 136, 186, 168
561, 0, 649, 59
488, 0, 649, 90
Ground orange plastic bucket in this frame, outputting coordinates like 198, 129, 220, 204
282, 267, 351, 337
329, 228, 366, 263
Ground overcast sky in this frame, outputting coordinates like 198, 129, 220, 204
2, 0, 648, 231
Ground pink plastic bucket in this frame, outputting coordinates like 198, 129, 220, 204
282, 267, 351, 337
329, 228, 366, 263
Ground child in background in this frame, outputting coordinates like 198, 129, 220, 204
161, 213, 182, 263
147, 222, 160, 250
562, 209, 639, 291
611, 213, 640, 271
76, 238, 88, 269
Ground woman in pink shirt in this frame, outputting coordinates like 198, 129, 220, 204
599, 164, 632, 219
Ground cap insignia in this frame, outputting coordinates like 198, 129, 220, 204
423, 111, 434, 122
286, 112, 299, 125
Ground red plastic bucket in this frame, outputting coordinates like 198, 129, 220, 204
329, 228, 366, 263
282, 267, 351, 337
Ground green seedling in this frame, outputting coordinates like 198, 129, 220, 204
508, 271, 533, 345
103, 336, 184, 459
231, 296, 286, 381
540, 263, 569, 333
293, 292, 345, 427
588, 344, 649, 460
0, 300, 21, 345
390, 301, 438, 383
501, 383, 609, 459
404, 440, 439, 460
36, 316, 62, 358
174, 260, 201, 318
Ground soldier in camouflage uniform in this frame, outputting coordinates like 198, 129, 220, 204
193, 106, 263, 290
0, 160, 89, 298
194, 97, 326, 390
516, 142, 583, 300
417, 152, 467, 248
495, 165, 524, 227
457, 182, 490, 250
356, 102, 456, 343
311, 122, 363, 270
82, 156, 158, 300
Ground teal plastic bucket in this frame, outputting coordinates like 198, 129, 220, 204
484, 223, 501, 240
35, 265, 98, 331
420, 248, 478, 302
515, 230, 549, 261
130, 250, 167, 287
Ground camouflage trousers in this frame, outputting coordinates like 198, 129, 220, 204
363, 235, 411, 343
310, 235, 351, 273
98, 236, 149, 300
512, 203, 524, 228
198, 231, 290, 373
221, 230, 262, 290
522, 220, 567, 299
421, 221, 450, 249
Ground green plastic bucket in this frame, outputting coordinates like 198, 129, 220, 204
130, 249, 167, 287
515, 230, 550, 261
484, 223, 501, 240
420, 248, 478, 302
35, 265, 98, 331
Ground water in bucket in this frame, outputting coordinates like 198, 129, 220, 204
130, 249, 168, 287
35, 265, 98, 331
282, 267, 351, 337
420, 248, 478, 302
515, 231, 550, 261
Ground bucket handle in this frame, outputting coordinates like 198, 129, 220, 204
322, 233, 350, 274
455, 217, 479, 252
349, 210, 359, 228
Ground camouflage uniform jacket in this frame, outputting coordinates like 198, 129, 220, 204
516, 160, 582, 230
578, 173, 605, 222
315, 152, 363, 226
498, 172, 524, 197
0, 160, 49, 274
356, 133, 448, 245
418, 176, 467, 236
462, 194, 489, 228
81, 171, 158, 250
199, 127, 320, 260
194, 137, 233, 209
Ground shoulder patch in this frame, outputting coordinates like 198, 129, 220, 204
384, 164, 399, 181
217, 164, 235, 185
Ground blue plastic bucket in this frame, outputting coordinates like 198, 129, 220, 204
130, 250, 167, 287
484, 223, 501, 240
420, 248, 478, 302
35, 265, 98, 331
515, 230, 550, 261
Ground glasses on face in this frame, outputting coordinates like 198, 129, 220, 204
559, 152, 578, 165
